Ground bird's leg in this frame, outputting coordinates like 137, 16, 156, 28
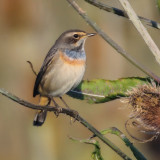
59, 96, 70, 109
59, 96, 79, 123
50, 97, 62, 117
51, 98, 58, 107
47, 97, 51, 105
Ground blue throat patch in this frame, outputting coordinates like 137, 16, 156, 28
64, 49, 86, 60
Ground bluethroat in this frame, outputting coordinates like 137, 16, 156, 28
33, 29, 96, 126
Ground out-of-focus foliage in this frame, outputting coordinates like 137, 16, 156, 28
68, 77, 149, 103
157, 0, 160, 11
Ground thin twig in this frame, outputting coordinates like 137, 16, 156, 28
119, 0, 160, 65
27, 61, 37, 76
66, 0, 160, 83
69, 137, 104, 160
85, 0, 160, 30
0, 88, 132, 160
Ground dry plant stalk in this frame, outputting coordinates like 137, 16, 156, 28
119, 0, 160, 65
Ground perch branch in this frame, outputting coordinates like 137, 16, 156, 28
0, 88, 132, 160
85, 0, 160, 30
119, 0, 160, 65
66, 0, 160, 83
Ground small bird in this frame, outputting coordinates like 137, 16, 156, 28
33, 29, 96, 126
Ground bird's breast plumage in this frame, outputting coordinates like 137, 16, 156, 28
38, 50, 86, 97
59, 50, 86, 65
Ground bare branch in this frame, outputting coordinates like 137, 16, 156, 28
85, 0, 160, 30
119, 0, 160, 65
0, 88, 132, 160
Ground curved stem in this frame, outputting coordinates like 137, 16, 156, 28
99, 127, 147, 160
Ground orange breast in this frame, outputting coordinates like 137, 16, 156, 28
59, 51, 85, 66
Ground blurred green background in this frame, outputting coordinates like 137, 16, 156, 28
0, 0, 160, 160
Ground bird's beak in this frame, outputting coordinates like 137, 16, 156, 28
87, 33, 96, 37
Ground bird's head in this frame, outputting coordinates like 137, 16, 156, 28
55, 29, 96, 51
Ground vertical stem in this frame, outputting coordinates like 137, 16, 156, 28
119, 0, 160, 65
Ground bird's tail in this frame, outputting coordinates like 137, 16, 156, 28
33, 96, 50, 126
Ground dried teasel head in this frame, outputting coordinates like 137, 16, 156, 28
122, 82, 160, 141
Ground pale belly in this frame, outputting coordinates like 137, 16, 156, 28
39, 57, 85, 97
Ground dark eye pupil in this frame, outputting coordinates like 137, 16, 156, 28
73, 34, 79, 38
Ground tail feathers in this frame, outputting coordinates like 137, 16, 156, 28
33, 110, 47, 126
33, 97, 50, 126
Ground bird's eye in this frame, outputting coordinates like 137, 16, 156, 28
73, 34, 79, 39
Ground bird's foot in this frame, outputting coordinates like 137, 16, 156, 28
70, 110, 79, 124
50, 97, 62, 117
54, 105, 63, 117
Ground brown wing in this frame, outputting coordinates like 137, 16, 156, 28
33, 46, 58, 97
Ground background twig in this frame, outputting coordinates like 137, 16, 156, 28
85, 0, 160, 30
69, 137, 104, 160
119, 0, 160, 65
27, 61, 37, 76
